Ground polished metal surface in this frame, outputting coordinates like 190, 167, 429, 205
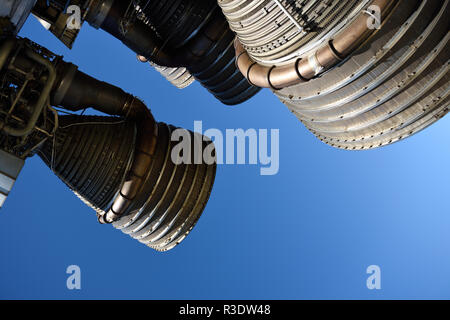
112, 122, 217, 252
221, 0, 449, 149
38, 116, 137, 213
219, 0, 367, 65
85, 0, 261, 104
38, 114, 217, 251
280, 0, 449, 149
232, 0, 395, 89
0, 0, 448, 254
0, 36, 217, 251
149, 62, 195, 89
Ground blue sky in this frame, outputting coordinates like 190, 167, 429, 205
0, 17, 449, 299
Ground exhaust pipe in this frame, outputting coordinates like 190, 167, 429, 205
85, 0, 176, 67
0, 37, 216, 251
233, 0, 396, 89
221, 0, 449, 150
85, 0, 261, 105
38, 113, 216, 252
48, 60, 217, 251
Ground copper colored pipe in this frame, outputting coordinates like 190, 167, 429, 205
235, 0, 395, 89
53, 62, 158, 224
98, 98, 158, 224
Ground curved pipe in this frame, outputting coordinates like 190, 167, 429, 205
85, 0, 260, 104
87, 1, 234, 68
51, 59, 157, 224
53, 61, 150, 119
53, 63, 128, 115
101, 102, 157, 224
234, 0, 396, 90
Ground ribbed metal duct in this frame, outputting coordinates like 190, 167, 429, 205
38, 116, 136, 213
112, 122, 216, 252
185, 7, 261, 105
137, 0, 217, 49
0, 35, 220, 252
219, 0, 365, 65
135, 0, 201, 89
87, 0, 261, 105
220, 0, 449, 148
38, 115, 217, 251
141, 0, 261, 104
149, 62, 195, 89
